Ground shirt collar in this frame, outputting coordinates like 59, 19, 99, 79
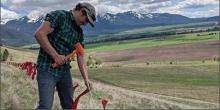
70, 10, 75, 21
69, 10, 82, 30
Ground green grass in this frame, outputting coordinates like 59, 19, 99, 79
21, 31, 218, 53
126, 60, 219, 67
86, 31, 219, 52
73, 61, 219, 102
85, 65, 218, 87
91, 90, 113, 100
20, 44, 40, 50
116, 22, 217, 35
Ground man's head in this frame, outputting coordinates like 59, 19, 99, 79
74, 2, 96, 27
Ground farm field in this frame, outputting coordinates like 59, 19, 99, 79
1, 31, 219, 109
86, 31, 219, 52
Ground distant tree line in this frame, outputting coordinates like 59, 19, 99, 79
86, 26, 220, 44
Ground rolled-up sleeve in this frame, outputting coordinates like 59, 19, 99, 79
44, 11, 60, 29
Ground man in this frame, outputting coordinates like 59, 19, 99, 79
34, 2, 96, 109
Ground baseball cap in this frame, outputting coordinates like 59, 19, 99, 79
80, 2, 96, 27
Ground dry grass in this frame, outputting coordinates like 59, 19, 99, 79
1, 39, 219, 109
1, 62, 219, 109
1, 46, 37, 62
1, 64, 182, 109
1, 63, 38, 109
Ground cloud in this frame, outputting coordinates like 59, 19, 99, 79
1, 7, 20, 19
159, 0, 219, 12
11, 0, 27, 4
1, 7, 20, 24
145, 0, 170, 4
177, 0, 219, 9
183, 8, 219, 18
5, 0, 71, 7
90, 0, 171, 14
157, 0, 219, 18
2, 0, 172, 14
1, 0, 219, 19
27, 8, 46, 21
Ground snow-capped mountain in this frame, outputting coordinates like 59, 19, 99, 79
1, 11, 219, 46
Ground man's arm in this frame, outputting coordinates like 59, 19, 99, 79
35, 21, 66, 65
77, 55, 92, 91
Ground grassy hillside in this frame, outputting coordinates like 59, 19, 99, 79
115, 22, 218, 35
73, 60, 219, 104
86, 31, 219, 52
1, 30, 219, 109
2, 63, 193, 109
1, 61, 218, 109
87, 21, 218, 42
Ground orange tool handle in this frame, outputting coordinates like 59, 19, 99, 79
52, 51, 76, 68
52, 43, 84, 68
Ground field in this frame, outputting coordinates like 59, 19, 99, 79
1, 31, 219, 109
86, 31, 219, 52
87, 21, 218, 42
74, 31, 220, 109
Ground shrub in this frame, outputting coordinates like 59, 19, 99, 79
146, 62, 150, 65
0, 50, 2, 61
87, 55, 103, 68
1, 49, 9, 61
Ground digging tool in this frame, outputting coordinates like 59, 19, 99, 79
52, 42, 84, 68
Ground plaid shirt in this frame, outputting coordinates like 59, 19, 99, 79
37, 10, 84, 77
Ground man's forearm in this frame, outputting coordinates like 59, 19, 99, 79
35, 33, 58, 58
77, 55, 89, 81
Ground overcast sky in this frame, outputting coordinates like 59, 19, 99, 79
1, 0, 219, 22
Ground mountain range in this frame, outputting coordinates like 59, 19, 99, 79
0, 11, 219, 46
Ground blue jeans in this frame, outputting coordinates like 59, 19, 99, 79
36, 68, 73, 110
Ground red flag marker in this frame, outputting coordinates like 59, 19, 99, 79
101, 98, 109, 110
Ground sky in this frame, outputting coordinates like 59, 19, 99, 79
1, 0, 219, 23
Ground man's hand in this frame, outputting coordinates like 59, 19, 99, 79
52, 54, 67, 66
84, 79, 92, 91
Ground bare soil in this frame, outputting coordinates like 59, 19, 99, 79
94, 41, 219, 65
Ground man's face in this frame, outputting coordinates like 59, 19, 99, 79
78, 9, 89, 26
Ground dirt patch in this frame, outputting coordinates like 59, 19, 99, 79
94, 41, 219, 65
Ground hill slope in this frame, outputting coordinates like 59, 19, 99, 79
1, 63, 218, 109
